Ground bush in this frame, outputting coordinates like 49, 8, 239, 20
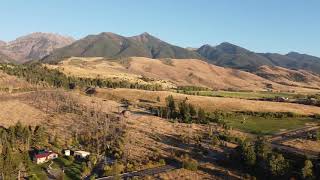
104, 161, 125, 177
181, 154, 198, 171
28, 174, 40, 180
159, 159, 166, 165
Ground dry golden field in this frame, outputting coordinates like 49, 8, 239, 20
282, 138, 320, 153
96, 88, 320, 115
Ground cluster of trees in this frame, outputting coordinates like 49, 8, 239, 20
234, 137, 320, 179
0, 122, 48, 179
150, 95, 303, 126
0, 63, 163, 91
292, 94, 320, 107
176, 86, 211, 92
152, 95, 207, 123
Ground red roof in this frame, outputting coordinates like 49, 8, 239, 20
35, 152, 55, 159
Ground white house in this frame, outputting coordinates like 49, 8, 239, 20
34, 151, 58, 164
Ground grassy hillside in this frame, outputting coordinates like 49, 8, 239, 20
46, 57, 320, 93
0, 52, 15, 63
261, 52, 320, 74
197, 43, 275, 71
254, 65, 320, 89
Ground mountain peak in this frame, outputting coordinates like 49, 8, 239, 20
218, 42, 240, 48
0, 32, 75, 63
220, 42, 234, 46
141, 32, 151, 36
136, 32, 157, 39
200, 44, 213, 48
130, 32, 162, 44
286, 51, 302, 56
13, 32, 74, 42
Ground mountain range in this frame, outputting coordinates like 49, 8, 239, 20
1, 32, 320, 75
41, 32, 202, 63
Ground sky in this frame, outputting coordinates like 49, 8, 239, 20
1, 0, 319, 56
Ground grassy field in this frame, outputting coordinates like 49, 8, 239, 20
28, 162, 48, 180
224, 116, 317, 135
177, 90, 296, 100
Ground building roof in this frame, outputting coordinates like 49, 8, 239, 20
75, 150, 90, 155
34, 151, 57, 159
35, 152, 51, 159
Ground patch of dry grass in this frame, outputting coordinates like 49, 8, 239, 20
0, 99, 46, 127
282, 138, 320, 153
0, 71, 35, 92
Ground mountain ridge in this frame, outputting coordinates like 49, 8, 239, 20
1, 32, 320, 76
41, 32, 202, 63
197, 42, 320, 74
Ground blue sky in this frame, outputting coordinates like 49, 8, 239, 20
1, 0, 319, 56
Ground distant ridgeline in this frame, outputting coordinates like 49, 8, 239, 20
40, 32, 320, 75
0, 63, 164, 91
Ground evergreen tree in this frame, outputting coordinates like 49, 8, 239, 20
266, 153, 289, 177
197, 108, 206, 123
238, 141, 256, 167
301, 160, 314, 179
255, 137, 272, 161
165, 95, 176, 119
178, 100, 191, 123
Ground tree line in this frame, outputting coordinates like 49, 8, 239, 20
0, 122, 47, 179
233, 137, 320, 179
149, 95, 208, 124
0, 63, 163, 91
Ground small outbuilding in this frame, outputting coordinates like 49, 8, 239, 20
74, 150, 90, 158
63, 149, 71, 156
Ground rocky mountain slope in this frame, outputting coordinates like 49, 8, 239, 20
0, 52, 15, 63
0, 32, 74, 63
